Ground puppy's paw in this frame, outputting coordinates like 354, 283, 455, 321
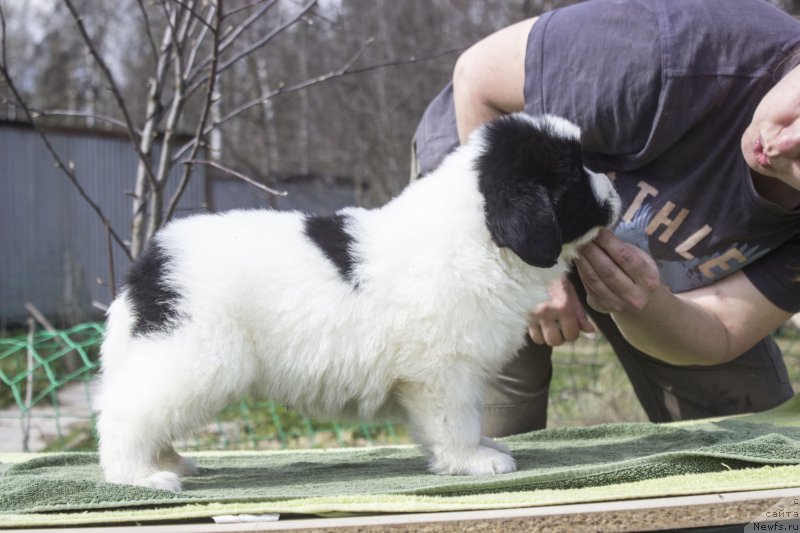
430, 445, 516, 476
464, 446, 516, 475
104, 469, 184, 492
144, 471, 183, 492
480, 436, 511, 455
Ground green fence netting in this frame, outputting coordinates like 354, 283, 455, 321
2, 323, 800, 453
0, 323, 102, 451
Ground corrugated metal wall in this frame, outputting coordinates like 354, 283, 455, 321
0, 121, 206, 326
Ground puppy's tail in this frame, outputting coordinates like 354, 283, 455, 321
101, 290, 137, 360
91, 291, 136, 413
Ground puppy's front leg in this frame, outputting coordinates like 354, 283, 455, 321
398, 365, 516, 476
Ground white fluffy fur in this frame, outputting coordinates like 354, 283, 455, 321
94, 114, 619, 492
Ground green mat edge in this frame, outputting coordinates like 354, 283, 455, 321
1, 460, 799, 527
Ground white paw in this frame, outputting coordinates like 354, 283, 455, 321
431, 445, 517, 476
143, 471, 183, 492
480, 436, 511, 455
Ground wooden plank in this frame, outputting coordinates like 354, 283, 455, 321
13, 487, 800, 533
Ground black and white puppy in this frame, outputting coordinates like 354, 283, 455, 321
94, 113, 620, 492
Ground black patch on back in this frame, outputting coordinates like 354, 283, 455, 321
125, 241, 181, 336
304, 213, 359, 286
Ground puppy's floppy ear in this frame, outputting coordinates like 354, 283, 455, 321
484, 185, 562, 268
474, 113, 573, 268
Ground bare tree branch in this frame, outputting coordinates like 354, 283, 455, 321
129, 1, 214, 253
135, 0, 160, 63
217, 0, 316, 73
159, 0, 193, 66
185, 159, 288, 197
37, 110, 131, 130
158, 0, 181, 53
178, 0, 211, 59
218, 0, 278, 52
0, 98, 135, 131
104, 220, 117, 300
130, 5, 179, 256
0, 1, 7, 70
164, 1, 224, 222
146, 11, 190, 235
173, 36, 371, 162
186, 0, 315, 96
222, 35, 372, 120
173, 43, 464, 163
183, 3, 216, 80
344, 46, 468, 82
169, 0, 215, 32
225, 0, 277, 19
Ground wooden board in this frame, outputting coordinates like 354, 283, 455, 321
13, 487, 800, 533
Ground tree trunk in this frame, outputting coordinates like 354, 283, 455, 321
130, 20, 176, 258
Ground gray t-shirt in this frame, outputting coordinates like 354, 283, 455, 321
414, 0, 800, 312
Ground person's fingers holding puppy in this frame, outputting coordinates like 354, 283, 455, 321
529, 277, 594, 346
576, 229, 661, 314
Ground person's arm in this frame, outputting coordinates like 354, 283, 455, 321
452, 18, 537, 143
576, 229, 793, 366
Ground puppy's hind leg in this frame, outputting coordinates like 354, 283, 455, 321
95, 338, 224, 492
96, 406, 184, 492
398, 364, 516, 476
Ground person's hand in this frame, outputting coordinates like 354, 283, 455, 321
575, 228, 662, 314
528, 277, 595, 346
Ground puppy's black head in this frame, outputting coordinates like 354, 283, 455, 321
475, 113, 619, 267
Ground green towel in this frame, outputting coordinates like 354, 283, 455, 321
2, 394, 800, 527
